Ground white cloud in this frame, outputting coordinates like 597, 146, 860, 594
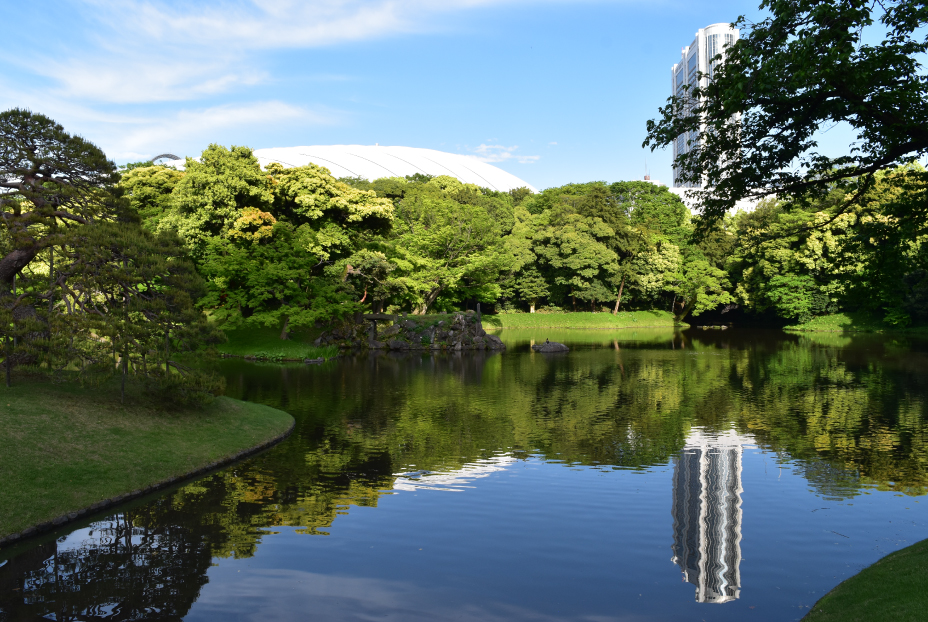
10, 0, 612, 104
472, 144, 540, 164
0, 76, 338, 160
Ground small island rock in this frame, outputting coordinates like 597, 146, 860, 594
532, 341, 569, 353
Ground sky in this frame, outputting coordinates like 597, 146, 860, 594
0, 0, 846, 190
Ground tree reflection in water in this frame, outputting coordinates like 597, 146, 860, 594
2, 330, 928, 618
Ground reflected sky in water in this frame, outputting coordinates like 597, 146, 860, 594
2, 328, 928, 621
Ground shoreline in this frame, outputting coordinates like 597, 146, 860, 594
0, 416, 294, 551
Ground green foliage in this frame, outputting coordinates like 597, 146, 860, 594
0, 110, 222, 397
482, 310, 680, 329
0, 378, 293, 539
118, 164, 184, 230
368, 176, 513, 314
217, 327, 338, 360
156, 149, 395, 335
644, 0, 928, 228
805, 537, 928, 622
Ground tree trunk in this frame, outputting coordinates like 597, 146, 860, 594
529, 301, 535, 314
5, 335, 10, 388
572, 296, 576, 312
164, 328, 170, 374
121, 346, 128, 404
675, 297, 696, 323
0, 246, 41, 294
414, 287, 442, 315
613, 275, 625, 315
279, 316, 290, 340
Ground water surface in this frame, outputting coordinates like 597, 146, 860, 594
3, 328, 928, 621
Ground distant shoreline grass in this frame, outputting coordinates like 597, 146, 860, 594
0, 377, 294, 540
804, 537, 928, 622
785, 312, 928, 335
482, 310, 683, 330
217, 326, 338, 360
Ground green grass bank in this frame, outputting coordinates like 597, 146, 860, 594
0, 378, 294, 540
804, 538, 928, 622
218, 326, 338, 360
482, 310, 682, 330
785, 312, 928, 335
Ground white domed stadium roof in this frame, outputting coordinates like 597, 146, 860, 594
253, 145, 536, 192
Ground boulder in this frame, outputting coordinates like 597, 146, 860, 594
486, 335, 505, 349
380, 325, 402, 338
532, 341, 569, 353
388, 339, 408, 350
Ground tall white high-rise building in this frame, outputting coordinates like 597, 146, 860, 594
671, 23, 740, 188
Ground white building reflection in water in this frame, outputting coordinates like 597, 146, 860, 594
671, 429, 752, 604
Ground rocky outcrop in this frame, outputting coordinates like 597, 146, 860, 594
315, 311, 505, 351
532, 340, 569, 353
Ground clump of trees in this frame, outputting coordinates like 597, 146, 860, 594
115, 139, 928, 334
0, 109, 222, 399
121, 148, 739, 330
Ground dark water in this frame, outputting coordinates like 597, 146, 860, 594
3, 328, 928, 621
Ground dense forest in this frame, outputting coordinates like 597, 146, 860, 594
119, 144, 928, 333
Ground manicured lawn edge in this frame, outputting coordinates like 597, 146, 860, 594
0, 385, 294, 550
483, 310, 686, 330
217, 326, 338, 361
803, 537, 928, 621
784, 312, 928, 335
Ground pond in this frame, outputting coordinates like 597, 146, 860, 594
2, 328, 928, 621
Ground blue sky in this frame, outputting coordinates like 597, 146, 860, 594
2, 0, 818, 189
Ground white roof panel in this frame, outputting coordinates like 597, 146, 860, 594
253, 145, 536, 192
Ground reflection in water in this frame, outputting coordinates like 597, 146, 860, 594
3, 329, 928, 621
0, 509, 210, 620
393, 455, 516, 492
671, 430, 748, 604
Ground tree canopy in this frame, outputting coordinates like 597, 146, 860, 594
644, 0, 928, 227
0, 108, 122, 289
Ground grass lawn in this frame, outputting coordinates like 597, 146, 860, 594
218, 326, 338, 360
804, 538, 928, 622
482, 310, 683, 329
785, 312, 928, 334
0, 377, 293, 540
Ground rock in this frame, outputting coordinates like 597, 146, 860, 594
402, 320, 417, 330
532, 341, 569, 353
486, 335, 505, 349
380, 325, 401, 338
388, 339, 408, 350
476, 328, 487, 337
303, 357, 324, 364
369, 340, 386, 349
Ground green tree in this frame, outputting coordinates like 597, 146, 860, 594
0, 108, 122, 292
671, 259, 735, 322
644, 0, 928, 227
158, 149, 394, 337
118, 164, 185, 231
384, 176, 511, 313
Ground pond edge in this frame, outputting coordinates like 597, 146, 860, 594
0, 416, 296, 551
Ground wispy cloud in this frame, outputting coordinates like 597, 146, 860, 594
102, 101, 336, 159
472, 144, 540, 164
20, 0, 535, 104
